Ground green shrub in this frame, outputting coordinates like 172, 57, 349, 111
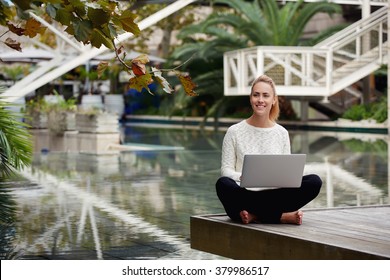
342, 97, 387, 123
342, 104, 370, 121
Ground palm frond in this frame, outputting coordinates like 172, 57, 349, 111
0, 99, 33, 179
290, 1, 342, 44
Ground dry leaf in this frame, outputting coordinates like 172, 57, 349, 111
129, 72, 153, 94
152, 67, 174, 94
131, 54, 150, 76
97, 61, 109, 79
5, 38, 22, 51
7, 22, 25, 36
24, 18, 46, 38
132, 54, 149, 64
131, 61, 146, 76
176, 71, 198, 96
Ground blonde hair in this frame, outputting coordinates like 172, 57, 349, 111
250, 74, 280, 121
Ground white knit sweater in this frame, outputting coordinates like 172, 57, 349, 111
221, 120, 291, 182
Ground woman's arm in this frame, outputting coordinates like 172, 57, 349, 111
220, 129, 241, 181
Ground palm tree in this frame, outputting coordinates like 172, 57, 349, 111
164, 0, 343, 120
0, 89, 33, 225
0, 102, 32, 178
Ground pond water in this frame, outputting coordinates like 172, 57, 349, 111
1, 125, 389, 259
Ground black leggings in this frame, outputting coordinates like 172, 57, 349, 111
215, 174, 322, 223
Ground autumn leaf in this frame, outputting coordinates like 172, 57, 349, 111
24, 18, 46, 38
97, 61, 109, 79
117, 45, 125, 56
129, 72, 153, 94
176, 71, 198, 96
131, 62, 146, 76
132, 54, 149, 64
4, 38, 22, 51
131, 54, 149, 76
7, 22, 24, 36
152, 67, 173, 94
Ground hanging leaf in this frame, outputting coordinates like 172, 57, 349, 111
131, 54, 149, 76
90, 28, 115, 49
55, 7, 73, 26
4, 38, 22, 51
7, 22, 24, 36
66, 0, 86, 16
97, 61, 109, 79
129, 73, 153, 94
117, 45, 125, 56
176, 71, 198, 96
87, 7, 110, 27
24, 18, 46, 38
152, 67, 173, 94
132, 54, 149, 64
117, 10, 140, 35
73, 18, 93, 43
132, 62, 146, 76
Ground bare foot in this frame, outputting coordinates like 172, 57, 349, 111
280, 210, 303, 225
240, 210, 257, 224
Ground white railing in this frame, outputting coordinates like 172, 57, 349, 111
224, 6, 388, 97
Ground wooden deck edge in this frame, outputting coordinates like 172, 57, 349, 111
190, 213, 388, 260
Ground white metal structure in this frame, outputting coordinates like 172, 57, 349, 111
2, 0, 198, 103
224, 6, 388, 99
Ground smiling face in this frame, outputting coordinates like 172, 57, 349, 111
250, 81, 276, 119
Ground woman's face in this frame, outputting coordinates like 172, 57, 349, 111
250, 81, 276, 118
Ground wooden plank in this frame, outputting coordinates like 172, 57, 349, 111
190, 206, 390, 260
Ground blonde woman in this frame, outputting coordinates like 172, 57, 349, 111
216, 74, 322, 225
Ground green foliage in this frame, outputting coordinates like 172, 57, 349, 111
0, 98, 33, 179
342, 104, 371, 121
24, 97, 48, 114
45, 91, 77, 112
1, 0, 140, 51
342, 138, 387, 155
0, 65, 31, 82
342, 98, 388, 123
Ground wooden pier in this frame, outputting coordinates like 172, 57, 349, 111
190, 205, 390, 259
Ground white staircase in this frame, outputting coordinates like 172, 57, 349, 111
223, 6, 388, 104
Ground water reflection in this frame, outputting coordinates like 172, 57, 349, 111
3, 126, 389, 259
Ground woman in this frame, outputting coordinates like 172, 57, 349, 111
216, 74, 322, 225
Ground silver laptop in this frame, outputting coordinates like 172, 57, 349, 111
240, 154, 306, 188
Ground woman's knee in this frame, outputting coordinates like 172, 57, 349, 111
215, 176, 242, 202
308, 174, 322, 195
216, 176, 235, 191
215, 176, 228, 197
302, 174, 322, 196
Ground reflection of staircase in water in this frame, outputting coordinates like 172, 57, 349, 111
18, 168, 218, 259
305, 161, 384, 208
297, 133, 385, 207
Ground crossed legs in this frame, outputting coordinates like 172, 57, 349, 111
216, 174, 322, 225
